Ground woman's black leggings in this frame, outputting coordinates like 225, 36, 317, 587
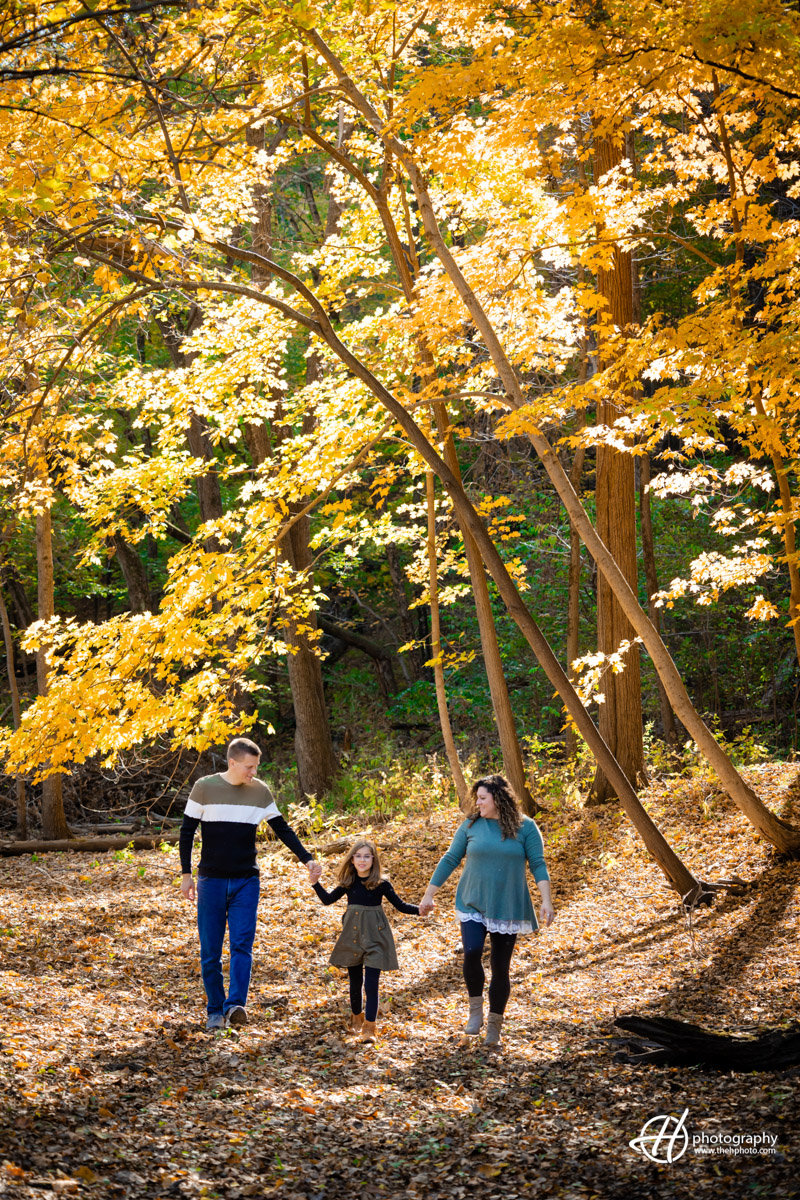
461, 920, 517, 1014
348, 964, 381, 1022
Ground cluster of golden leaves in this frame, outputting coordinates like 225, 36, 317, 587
2, 0, 800, 772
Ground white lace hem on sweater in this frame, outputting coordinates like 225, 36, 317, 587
456, 910, 534, 936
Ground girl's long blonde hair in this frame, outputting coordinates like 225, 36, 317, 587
335, 838, 382, 890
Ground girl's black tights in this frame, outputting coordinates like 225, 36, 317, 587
348, 964, 381, 1022
460, 920, 517, 1014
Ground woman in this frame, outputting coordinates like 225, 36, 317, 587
419, 773, 554, 1046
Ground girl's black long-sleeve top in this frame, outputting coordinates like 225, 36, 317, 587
313, 878, 419, 914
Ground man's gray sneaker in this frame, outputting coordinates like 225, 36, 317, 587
205, 1012, 225, 1032
226, 1005, 248, 1028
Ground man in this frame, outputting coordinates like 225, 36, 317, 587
180, 737, 322, 1031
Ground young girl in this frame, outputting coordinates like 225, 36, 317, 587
312, 838, 420, 1042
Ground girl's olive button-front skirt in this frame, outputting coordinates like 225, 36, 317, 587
328, 904, 399, 970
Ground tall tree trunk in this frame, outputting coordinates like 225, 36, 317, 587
35, 499, 69, 839
589, 132, 645, 804
566, 280, 589, 761
426, 470, 469, 808
186, 411, 224, 551
246, 379, 338, 797
386, 542, 426, 679
111, 534, 152, 614
246, 415, 338, 798
245, 132, 338, 797
639, 453, 678, 744
0, 583, 27, 837
15, 296, 69, 840
281, 512, 339, 797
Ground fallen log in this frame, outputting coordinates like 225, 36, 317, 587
0, 831, 181, 857
612, 1014, 800, 1070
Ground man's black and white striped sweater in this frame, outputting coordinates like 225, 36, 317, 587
179, 774, 312, 878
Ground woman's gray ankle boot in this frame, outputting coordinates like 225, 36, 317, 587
464, 996, 484, 1035
484, 1012, 504, 1046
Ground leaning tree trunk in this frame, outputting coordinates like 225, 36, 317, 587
589, 132, 645, 804
432, 404, 539, 814
395, 409, 705, 896
329, 74, 800, 855
273, 288, 705, 898
426, 470, 469, 809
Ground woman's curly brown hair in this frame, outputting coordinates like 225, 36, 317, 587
468, 774, 523, 840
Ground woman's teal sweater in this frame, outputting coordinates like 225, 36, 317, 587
430, 815, 550, 929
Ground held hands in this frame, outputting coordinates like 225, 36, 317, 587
180, 873, 196, 903
307, 860, 323, 884
419, 890, 436, 917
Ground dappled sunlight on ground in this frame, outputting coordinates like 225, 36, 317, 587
1, 768, 799, 1198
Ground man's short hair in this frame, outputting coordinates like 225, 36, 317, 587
227, 737, 261, 761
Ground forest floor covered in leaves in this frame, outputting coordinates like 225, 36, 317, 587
2, 763, 800, 1200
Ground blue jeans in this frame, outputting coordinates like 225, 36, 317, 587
196, 874, 260, 1016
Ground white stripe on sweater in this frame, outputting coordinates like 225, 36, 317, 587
184, 799, 281, 824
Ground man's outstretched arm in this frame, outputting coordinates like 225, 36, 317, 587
266, 815, 321, 880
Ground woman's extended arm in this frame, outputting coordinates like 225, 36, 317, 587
536, 878, 555, 926
419, 822, 469, 914
521, 821, 555, 925
522, 819, 550, 883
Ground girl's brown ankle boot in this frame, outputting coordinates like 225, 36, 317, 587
350, 1012, 365, 1034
